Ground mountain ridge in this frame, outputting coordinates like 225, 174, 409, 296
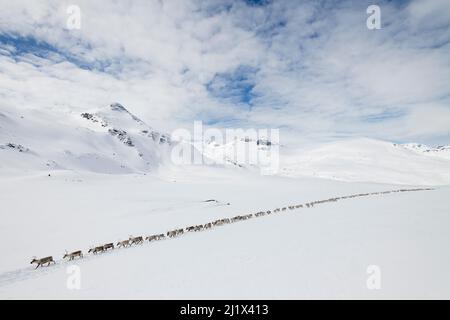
1, 104, 450, 185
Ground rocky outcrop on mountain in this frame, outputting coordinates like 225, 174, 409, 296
1, 143, 30, 153
256, 139, 272, 146
80, 103, 173, 150
108, 128, 134, 147
141, 130, 171, 145
396, 143, 450, 160
81, 113, 108, 127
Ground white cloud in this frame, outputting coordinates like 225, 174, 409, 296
0, 0, 449, 144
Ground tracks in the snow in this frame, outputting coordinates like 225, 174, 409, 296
0, 187, 434, 287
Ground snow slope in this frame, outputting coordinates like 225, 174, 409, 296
1, 103, 450, 299
200, 135, 450, 185
400, 143, 450, 160
279, 138, 450, 185
2, 103, 450, 185
0, 169, 448, 299
0, 103, 172, 176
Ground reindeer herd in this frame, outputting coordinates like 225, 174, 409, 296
30, 187, 433, 269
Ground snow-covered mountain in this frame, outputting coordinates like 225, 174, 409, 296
200, 135, 450, 185
279, 138, 450, 185
399, 143, 450, 160
0, 103, 173, 175
201, 136, 276, 169
1, 104, 450, 185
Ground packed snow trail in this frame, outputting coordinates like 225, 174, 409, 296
0, 187, 433, 287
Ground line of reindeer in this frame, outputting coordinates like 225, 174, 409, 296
30, 187, 433, 269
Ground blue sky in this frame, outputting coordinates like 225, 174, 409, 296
206, 65, 259, 107
0, 0, 449, 145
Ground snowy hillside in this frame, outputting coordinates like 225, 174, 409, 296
201, 136, 276, 170
1, 0, 449, 302
1, 104, 450, 299
0, 169, 448, 299
200, 136, 450, 185
2, 105, 450, 186
0, 103, 172, 175
279, 138, 450, 185
399, 143, 450, 160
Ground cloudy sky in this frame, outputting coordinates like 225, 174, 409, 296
0, 0, 449, 145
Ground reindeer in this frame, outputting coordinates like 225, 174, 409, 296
167, 230, 178, 238
204, 223, 212, 230
231, 215, 243, 223
166, 229, 183, 238
186, 226, 196, 232
88, 245, 105, 255
129, 236, 144, 245
214, 218, 231, 226
63, 250, 83, 261
194, 225, 204, 232
146, 234, 165, 242
103, 243, 115, 251
117, 239, 131, 248
31, 256, 55, 269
